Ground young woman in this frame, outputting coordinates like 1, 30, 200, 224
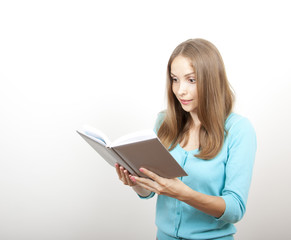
115, 38, 256, 240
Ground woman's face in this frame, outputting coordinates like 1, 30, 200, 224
171, 55, 198, 114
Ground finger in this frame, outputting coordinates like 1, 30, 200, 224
133, 180, 158, 193
124, 170, 131, 185
134, 175, 156, 186
140, 168, 161, 182
119, 166, 127, 183
124, 170, 135, 186
132, 176, 158, 190
115, 163, 122, 179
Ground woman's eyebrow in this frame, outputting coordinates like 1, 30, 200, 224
185, 72, 195, 77
170, 72, 195, 77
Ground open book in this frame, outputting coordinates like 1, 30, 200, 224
76, 125, 187, 178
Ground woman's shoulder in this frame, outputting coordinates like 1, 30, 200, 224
154, 110, 166, 134
157, 110, 166, 121
225, 112, 256, 136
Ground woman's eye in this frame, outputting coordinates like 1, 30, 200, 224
189, 78, 196, 83
171, 77, 178, 82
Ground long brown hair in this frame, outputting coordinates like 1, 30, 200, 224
157, 38, 234, 160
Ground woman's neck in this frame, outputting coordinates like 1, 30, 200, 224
190, 111, 201, 128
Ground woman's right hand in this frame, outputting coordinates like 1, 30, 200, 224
115, 163, 152, 197
115, 163, 137, 187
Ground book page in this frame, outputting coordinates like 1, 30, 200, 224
78, 125, 111, 146
110, 129, 156, 147
77, 131, 139, 175
77, 132, 116, 166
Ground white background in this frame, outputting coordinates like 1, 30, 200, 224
0, 0, 290, 239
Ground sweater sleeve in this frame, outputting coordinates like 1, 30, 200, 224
153, 111, 166, 134
217, 117, 257, 223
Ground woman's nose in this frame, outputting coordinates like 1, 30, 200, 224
178, 81, 187, 96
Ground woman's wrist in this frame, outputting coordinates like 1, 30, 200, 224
132, 185, 152, 197
176, 184, 193, 202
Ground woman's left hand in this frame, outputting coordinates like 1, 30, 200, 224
130, 168, 188, 199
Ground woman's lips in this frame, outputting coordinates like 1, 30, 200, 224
180, 99, 193, 105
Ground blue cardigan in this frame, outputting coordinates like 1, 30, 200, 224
140, 112, 257, 240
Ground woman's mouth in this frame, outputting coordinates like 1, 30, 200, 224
180, 99, 193, 105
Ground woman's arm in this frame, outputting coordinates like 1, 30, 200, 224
180, 184, 225, 218
131, 168, 225, 218
132, 116, 256, 221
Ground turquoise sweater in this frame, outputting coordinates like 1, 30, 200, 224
140, 112, 257, 240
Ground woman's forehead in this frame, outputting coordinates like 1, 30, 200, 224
171, 56, 195, 76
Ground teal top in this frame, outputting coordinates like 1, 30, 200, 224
140, 112, 257, 240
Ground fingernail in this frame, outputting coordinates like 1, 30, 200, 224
139, 168, 144, 172
130, 176, 136, 182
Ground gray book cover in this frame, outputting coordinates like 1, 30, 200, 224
77, 129, 187, 179
113, 138, 187, 178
